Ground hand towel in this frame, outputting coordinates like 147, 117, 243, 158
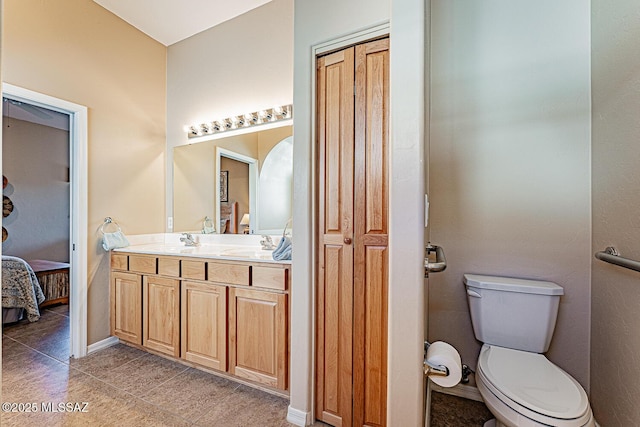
273, 245, 292, 261
272, 236, 292, 261
102, 230, 130, 251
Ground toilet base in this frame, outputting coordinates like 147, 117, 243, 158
484, 419, 506, 427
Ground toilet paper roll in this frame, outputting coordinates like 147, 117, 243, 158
425, 341, 462, 388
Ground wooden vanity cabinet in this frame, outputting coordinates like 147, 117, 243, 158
229, 287, 287, 389
143, 275, 180, 357
110, 252, 290, 391
111, 271, 143, 345
181, 280, 228, 370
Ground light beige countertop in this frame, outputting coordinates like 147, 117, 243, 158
112, 233, 291, 265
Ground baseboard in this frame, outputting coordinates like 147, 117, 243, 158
430, 382, 483, 402
87, 336, 119, 354
287, 405, 310, 426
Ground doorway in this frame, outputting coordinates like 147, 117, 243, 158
2, 83, 88, 358
215, 147, 257, 235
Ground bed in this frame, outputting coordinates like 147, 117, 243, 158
2, 255, 45, 323
27, 259, 70, 308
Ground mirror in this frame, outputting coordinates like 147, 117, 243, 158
173, 125, 293, 235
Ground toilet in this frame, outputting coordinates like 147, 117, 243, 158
464, 274, 596, 427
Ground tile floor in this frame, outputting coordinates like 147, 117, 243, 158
1, 305, 310, 426
2, 304, 489, 426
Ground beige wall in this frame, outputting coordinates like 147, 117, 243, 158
591, 0, 640, 424
166, 0, 294, 225
3, 118, 70, 262
429, 0, 592, 390
3, 0, 167, 344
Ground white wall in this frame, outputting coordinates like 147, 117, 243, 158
2, 118, 69, 262
591, 0, 640, 424
429, 0, 592, 389
166, 0, 294, 226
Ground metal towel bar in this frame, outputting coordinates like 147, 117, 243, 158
595, 246, 640, 273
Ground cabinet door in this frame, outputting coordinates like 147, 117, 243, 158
181, 281, 227, 371
143, 275, 180, 357
229, 287, 287, 390
111, 271, 142, 345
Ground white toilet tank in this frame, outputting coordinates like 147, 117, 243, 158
464, 274, 564, 353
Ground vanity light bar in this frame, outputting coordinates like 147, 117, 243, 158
187, 104, 293, 139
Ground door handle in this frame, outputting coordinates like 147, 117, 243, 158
344, 237, 352, 245
425, 244, 446, 278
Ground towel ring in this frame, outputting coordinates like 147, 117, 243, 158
100, 217, 122, 235
202, 216, 215, 234
282, 217, 292, 237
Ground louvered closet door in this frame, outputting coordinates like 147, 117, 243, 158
316, 45, 356, 427
316, 37, 389, 427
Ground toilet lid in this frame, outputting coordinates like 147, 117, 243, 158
479, 346, 589, 421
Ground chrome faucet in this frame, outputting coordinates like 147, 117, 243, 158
180, 233, 199, 247
260, 235, 276, 250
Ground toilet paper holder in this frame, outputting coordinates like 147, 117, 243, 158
423, 341, 449, 377
425, 243, 447, 278
424, 359, 450, 377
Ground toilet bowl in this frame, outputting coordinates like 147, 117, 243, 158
476, 345, 594, 427
463, 274, 596, 427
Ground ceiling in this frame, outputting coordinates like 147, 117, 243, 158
2, 98, 70, 131
92, 0, 272, 46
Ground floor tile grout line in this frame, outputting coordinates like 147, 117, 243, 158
190, 382, 244, 425
62, 365, 197, 425
137, 364, 192, 395
115, 365, 243, 425
1, 334, 72, 366
86, 348, 157, 373
43, 307, 70, 319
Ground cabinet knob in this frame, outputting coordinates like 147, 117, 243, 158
344, 237, 352, 245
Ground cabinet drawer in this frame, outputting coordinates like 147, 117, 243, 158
182, 260, 206, 281
208, 262, 249, 286
158, 257, 180, 277
129, 255, 157, 274
111, 253, 128, 271
252, 266, 288, 290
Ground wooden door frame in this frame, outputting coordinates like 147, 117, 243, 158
2, 83, 88, 358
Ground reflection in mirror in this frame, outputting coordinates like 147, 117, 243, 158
215, 148, 257, 235
172, 125, 293, 234
257, 136, 293, 233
